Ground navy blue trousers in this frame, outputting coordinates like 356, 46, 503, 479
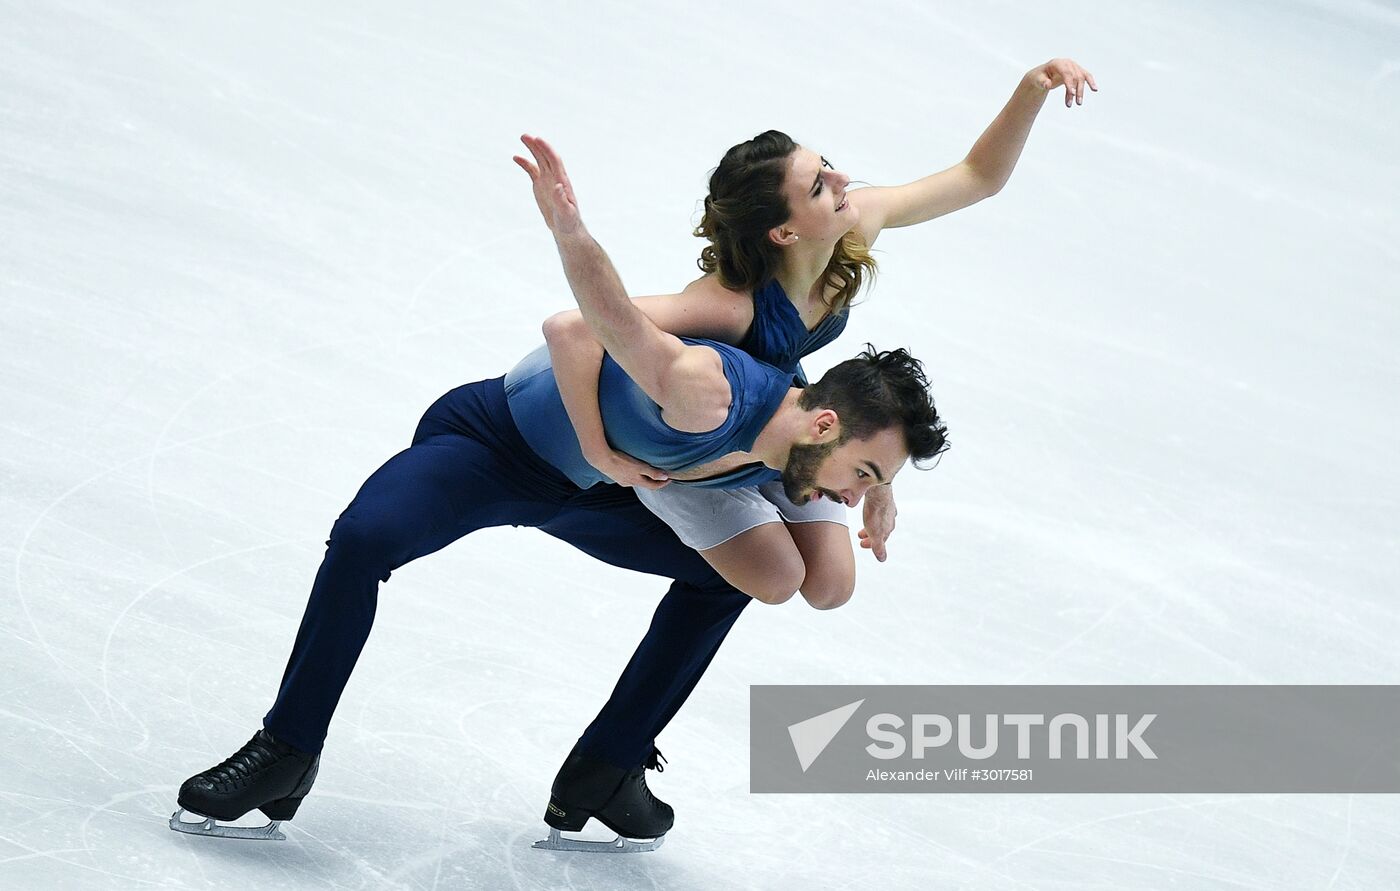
262, 377, 751, 769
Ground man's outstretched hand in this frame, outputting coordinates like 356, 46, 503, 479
513, 134, 584, 237
858, 485, 897, 562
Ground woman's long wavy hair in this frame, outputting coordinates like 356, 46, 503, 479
694, 130, 876, 313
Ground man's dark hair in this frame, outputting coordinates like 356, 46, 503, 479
799, 346, 949, 466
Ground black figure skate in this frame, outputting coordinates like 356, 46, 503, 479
533, 744, 673, 853
169, 729, 320, 841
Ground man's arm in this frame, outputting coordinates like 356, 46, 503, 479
541, 284, 754, 488
515, 135, 731, 432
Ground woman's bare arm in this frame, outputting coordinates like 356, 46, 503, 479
851, 58, 1097, 246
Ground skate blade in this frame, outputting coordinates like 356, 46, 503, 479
169, 808, 286, 841
532, 826, 664, 854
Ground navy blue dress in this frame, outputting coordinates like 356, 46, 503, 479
736, 278, 849, 385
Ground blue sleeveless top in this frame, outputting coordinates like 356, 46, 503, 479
503, 340, 790, 490
736, 279, 849, 385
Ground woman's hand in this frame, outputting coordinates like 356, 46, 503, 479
513, 134, 584, 237
587, 447, 671, 490
1027, 58, 1098, 107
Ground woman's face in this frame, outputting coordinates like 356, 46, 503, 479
778, 146, 857, 244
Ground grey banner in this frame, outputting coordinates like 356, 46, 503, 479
750, 686, 1400, 793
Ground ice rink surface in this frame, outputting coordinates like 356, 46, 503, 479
3, 1, 1398, 888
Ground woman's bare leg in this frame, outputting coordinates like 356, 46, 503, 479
786, 520, 855, 609
696, 523, 806, 604
696, 519, 855, 609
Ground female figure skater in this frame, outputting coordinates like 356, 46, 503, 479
535, 58, 1096, 607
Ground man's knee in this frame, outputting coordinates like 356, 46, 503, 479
325, 512, 405, 578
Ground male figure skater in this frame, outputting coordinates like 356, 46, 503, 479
171, 137, 947, 852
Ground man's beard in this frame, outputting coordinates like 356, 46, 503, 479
781, 440, 840, 505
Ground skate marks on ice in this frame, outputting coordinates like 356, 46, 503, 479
4, 0, 1400, 888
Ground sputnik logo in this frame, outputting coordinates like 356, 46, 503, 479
787, 699, 865, 772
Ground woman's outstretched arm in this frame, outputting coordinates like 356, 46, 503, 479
851, 57, 1097, 243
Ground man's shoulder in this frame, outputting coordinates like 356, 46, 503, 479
658, 343, 733, 434
677, 339, 790, 399
678, 337, 776, 373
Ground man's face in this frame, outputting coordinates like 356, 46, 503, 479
781, 426, 908, 508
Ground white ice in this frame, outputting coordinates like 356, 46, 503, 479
2, 1, 1398, 888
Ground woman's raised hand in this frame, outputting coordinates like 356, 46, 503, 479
513, 134, 584, 237
1028, 58, 1098, 107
